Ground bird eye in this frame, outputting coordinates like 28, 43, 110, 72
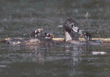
71, 23, 75, 27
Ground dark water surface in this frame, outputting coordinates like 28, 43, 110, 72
0, 43, 110, 77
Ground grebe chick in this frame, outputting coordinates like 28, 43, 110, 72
22, 30, 54, 46
81, 32, 103, 45
31, 29, 43, 38
22, 29, 43, 45
44, 33, 53, 40
81, 32, 91, 41
39, 32, 56, 46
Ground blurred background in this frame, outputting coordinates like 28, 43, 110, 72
0, 0, 110, 38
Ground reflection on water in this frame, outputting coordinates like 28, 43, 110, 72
0, 43, 110, 77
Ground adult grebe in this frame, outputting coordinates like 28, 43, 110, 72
5, 29, 43, 45
63, 18, 103, 45
63, 18, 83, 42
2, 28, 55, 46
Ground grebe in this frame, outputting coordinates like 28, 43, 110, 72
30, 29, 54, 40
31, 29, 43, 38
0, 28, 56, 46
4, 29, 43, 46
81, 32, 91, 41
22, 29, 54, 46
63, 18, 83, 42
44, 33, 53, 40
40, 32, 56, 46
63, 18, 103, 45
6, 29, 55, 46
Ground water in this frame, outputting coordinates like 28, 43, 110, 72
0, 43, 110, 77
0, 0, 110, 77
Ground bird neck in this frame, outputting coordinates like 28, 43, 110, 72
65, 31, 72, 42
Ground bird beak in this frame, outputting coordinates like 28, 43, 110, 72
38, 29, 43, 33
50, 34, 54, 38
81, 33, 84, 36
72, 26, 79, 33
